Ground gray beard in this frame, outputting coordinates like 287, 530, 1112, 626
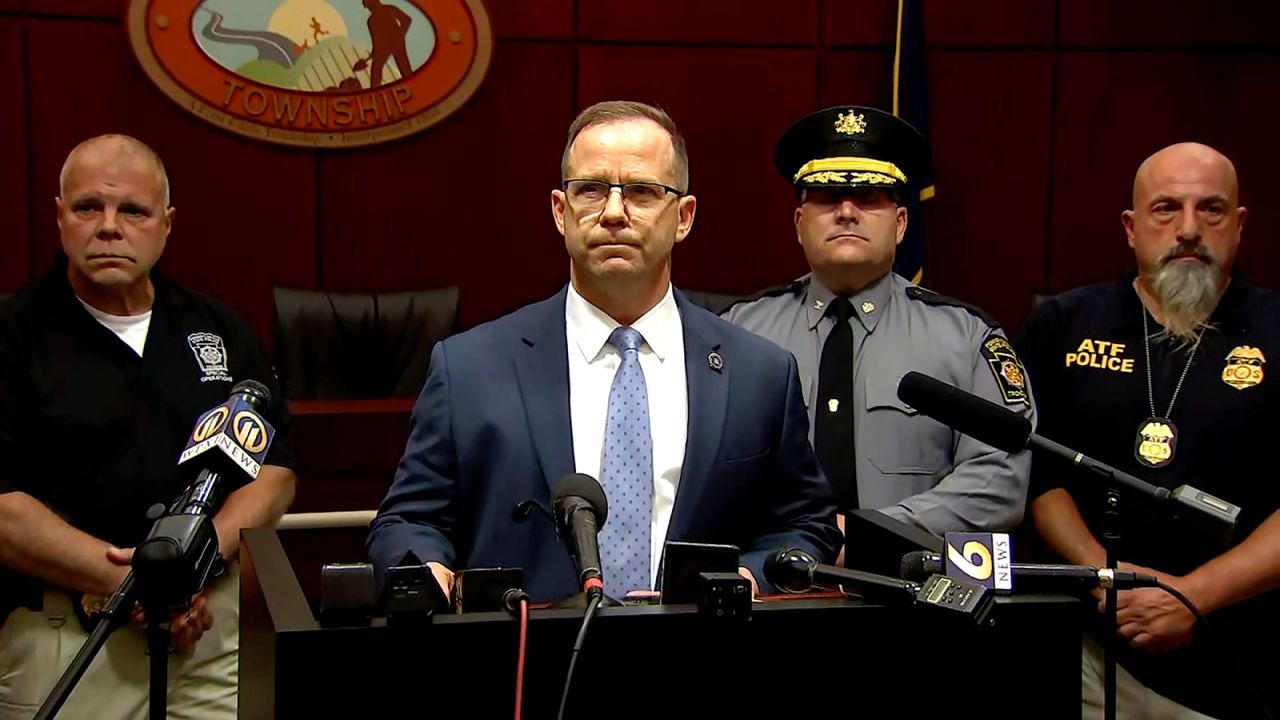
1150, 255, 1220, 344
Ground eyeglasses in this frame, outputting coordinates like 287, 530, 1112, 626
561, 179, 684, 214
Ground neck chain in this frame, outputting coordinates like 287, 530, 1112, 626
1134, 307, 1203, 468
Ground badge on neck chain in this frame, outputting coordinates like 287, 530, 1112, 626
1135, 308, 1198, 470
1134, 416, 1177, 468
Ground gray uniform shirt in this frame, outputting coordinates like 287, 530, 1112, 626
722, 272, 1034, 535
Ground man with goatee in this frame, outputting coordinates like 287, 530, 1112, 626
1016, 142, 1280, 719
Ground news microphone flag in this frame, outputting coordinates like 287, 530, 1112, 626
943, 532, 1013, 592
177, 394, 274, 480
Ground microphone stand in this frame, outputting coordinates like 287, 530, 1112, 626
32, 574, 178, 720
1101, 490, 1122, 720
33, 575, 137, 720
143, 603, 174, 720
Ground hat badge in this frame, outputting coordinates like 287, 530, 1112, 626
835, 111, 867, 135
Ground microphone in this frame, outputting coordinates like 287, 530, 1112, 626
896, 371, 1240, 544
896, 371, 1030, 453
511, 498, 555, 526
552, 474, 609, 599
765, 547, 919, 603
765, 548, 994, 624
900, 550, 1160, 591
133, 380, 276, 611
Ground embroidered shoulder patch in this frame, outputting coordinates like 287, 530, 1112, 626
981, 335, 1028, 406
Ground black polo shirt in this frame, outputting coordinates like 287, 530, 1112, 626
0, 257, 294, 602
1016, 275, 1280, 716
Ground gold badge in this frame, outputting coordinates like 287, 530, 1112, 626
861, 301, 875, 314
827, 399, 839, 413
834, 110, 867, 135
1222, 345, 1265, 390
1135, 419, 1176, 468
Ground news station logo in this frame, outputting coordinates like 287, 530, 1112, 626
126, 0, 494, 148
943, 532, 1013, 592
232, 410, 269, 454
179, 397, 275, 479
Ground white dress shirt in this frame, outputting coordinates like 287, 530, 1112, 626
566, 283, 687, 588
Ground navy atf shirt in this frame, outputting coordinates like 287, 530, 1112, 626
1017, 275, 1280, 717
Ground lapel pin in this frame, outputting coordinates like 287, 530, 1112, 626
708, 351, 724, 372
813, 299, 825, 310
861, 301, 876, 314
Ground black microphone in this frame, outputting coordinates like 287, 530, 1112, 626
511, 498, 555, 526
766, 547, 920, 603
896, 371, 1240, 544
552, 474, 609, 599
766, 548, 993, 624
133, 380, 276, 612
896, 371, 1031, 453
900, 550, 1160, 591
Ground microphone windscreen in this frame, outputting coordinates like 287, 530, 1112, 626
899, 550, 940, 581
231, 379, 272, 409
897, 371, 1031, 453
552, 473, 609, 526
763, 547, 817, 593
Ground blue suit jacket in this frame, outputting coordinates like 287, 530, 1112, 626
367, 288, 841, 601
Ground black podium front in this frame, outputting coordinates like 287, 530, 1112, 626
240, 528, 1084, 718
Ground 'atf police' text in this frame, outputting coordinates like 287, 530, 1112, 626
1065, 339, 1134, 373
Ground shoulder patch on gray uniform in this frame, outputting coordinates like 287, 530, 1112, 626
981, 334, 1029, 406
719, 277, 807, 316
905, 286, 999, 329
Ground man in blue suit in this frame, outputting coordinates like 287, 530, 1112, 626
367, 101, 841, 603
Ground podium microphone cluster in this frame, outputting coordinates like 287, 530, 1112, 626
765, 547, 994, 625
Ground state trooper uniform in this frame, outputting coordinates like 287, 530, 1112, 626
723, 106, 1034, 536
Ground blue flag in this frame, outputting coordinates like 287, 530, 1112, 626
892, 0, 932, 284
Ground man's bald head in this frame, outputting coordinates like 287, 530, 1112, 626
1123, 142, 1246, 343
1132, 142, 1238, 209
59, 134, 170, 206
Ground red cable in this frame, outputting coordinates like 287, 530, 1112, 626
515, 597, 529, 720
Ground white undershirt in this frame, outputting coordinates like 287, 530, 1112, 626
566, 283, 688, 587
77, 297, 152, 357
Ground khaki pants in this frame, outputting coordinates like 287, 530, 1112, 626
0, 565, 239, 720
1081, 634, 1217, 720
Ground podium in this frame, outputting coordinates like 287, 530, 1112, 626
241, 528, 1084, 718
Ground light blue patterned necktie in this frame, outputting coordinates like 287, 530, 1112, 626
598, 326, 653, 600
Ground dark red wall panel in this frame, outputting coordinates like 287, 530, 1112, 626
925, 51, 1053, 332
579, 45, 818, 294
1049, 52, 1280, 295
0, 17, 26, 292
27, 1, 122, 19
318, 42, 573, 328
1061, 1, 1280, 48
818, 50, 892, 109
489, 0, 572, 40
580, 0, 818, 46
926, 0, 1053, 47
4, 1, 1279, 352
26, 18, 317, 344
821, 0, 896, 48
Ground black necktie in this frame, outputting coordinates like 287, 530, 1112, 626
815, 297, 857, 509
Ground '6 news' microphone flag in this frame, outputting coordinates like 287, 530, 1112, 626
892, 0, 933, 285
